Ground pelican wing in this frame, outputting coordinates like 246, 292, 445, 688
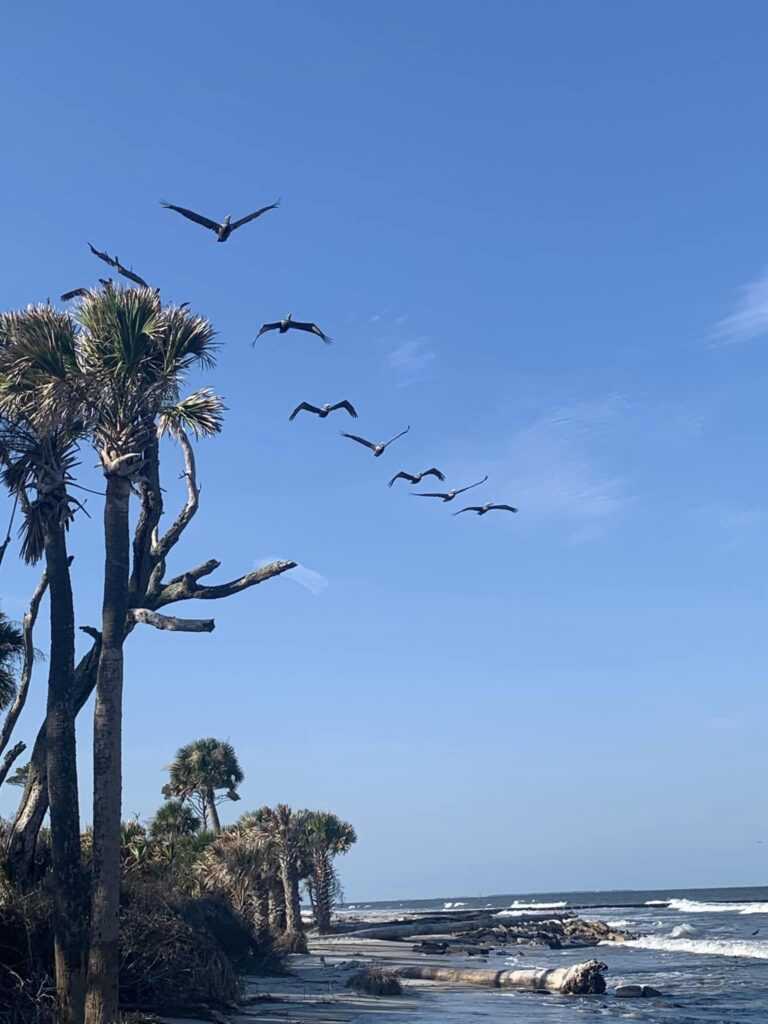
454, 474, 489, 496
383, 425, 410, 448
412, 491, 448, 499
291, 320, 332, 343
60, 288, 89, 301
329, 400, 358, 417
229, 201, 280, 231
421, 467, 446, 482
252, 322, 281, 345
161, 202, 220, 232
453, 506, 482, 516
388, 471, 418, 487
490, 504, 518, 513
289, 402, 321, 421
341, 432, 376, 451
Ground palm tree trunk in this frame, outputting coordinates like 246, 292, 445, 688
86, 474, 131, 1024
206, 788, 222, 834
313, 852, 334, 933
44, 522, 87, 1024
279, 856, 304, 937
267, 878, 286, 932
252, 875, 270, 935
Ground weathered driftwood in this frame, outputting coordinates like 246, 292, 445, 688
396, 959, 607, 994
344, 912, 566, 941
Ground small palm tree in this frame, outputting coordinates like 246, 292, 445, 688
162, 737, 244, 834
149, 799, 201, 842
0, 610, 24, 710
195, 823, 271, 934
303, 812, 357, 933
247, 805, 309, 949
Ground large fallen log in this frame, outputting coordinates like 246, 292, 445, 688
396, 958, 607, 994
344, 912, 568, 941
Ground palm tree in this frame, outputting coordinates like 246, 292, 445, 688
149, 799, 201, 842
303, 812, 357, 933
0, 610, 24, 710
162, 737, 243, 834
71, 285, 222, 1024
195, 823, 271, 935
248, 805, 309, 949
0, 306, 89, 1024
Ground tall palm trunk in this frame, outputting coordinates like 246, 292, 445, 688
85, 474, 131, 1024
312, 851, 335, 934
44, 521, 88, 1024
206, 788, 222, 833
279, 855, 304, 937
251, 874, 270, 935
267, 877, 286, 932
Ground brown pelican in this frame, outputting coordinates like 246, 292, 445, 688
388, 468, 445, 487
88, 243, 149, 287
60, 287, 90, 301
161, 200, 279, 241
453, 503, 518, 516
341, 426, 410, 457
289, 400, 358, 421
413, 475, 488, 502
254, 314, 331, 344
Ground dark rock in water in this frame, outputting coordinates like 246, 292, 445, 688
615, 984, 664, 998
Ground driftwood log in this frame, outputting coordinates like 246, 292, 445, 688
396, 959, 607, 994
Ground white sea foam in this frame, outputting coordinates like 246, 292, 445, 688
506, 900, 569, 910
644, 899, 670, 906
670, 923, 698, 938
602, 936, 768, 960
605, 919, 632, 929
668, 898, 768, 915
443, 901, 466, 909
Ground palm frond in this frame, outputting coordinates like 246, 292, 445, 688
158, 388, 225, 441
157, 305, 218, 374
76, 284, 161, 377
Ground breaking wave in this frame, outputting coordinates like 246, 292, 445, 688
668, 899, 768, 915
602, 935, 768, 960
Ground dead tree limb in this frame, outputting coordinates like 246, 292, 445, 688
127, 609, 215, 633
0, 741, 26, 788
154, 560, 296, 608
396, 959, 607, 994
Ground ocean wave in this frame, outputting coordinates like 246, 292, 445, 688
644, 899, 670, 906
506, 900, 569, 910
668, 898, 768, 915
443, 901, 467, 909
605, 919, 632, 929
602, 936, 768, 960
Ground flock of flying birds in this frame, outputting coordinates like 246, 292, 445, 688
60, 198, 518, 519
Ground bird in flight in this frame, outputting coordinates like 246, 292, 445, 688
453, 503, 518, 516
160, 200, 279, 242
88, 244, 149, 287
254, 314, 331, 344
341, 426, 410, 457
388, 468, 445, 487
413, 475, 489, 502
60, 280, 113, 301
289, 400, 358, 421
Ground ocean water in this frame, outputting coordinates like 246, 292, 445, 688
341, 886, 768, 1022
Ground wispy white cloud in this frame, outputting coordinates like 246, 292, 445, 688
488, 396, 632, 542
388, 338, 437, 385
256, 557, 329, 595
713, 269, 768, 344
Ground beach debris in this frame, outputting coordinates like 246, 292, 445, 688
412, 940, 448, 954
396, 958, 607, 994
412, 475, 488, 502
161, 199, 279, 242
346, 966, 403, 996
340, 426, 410, 457
388, 468, 446, 487
254, 313, 331, 344
289, 400, 358, 421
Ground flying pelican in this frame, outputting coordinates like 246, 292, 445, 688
253, 314, 331, 344
453, 503, 518, 516
341, 426, 410, 457
161, 200, 279, 242
289, 400, 358, 421
412, 475, 488, 502
60, 288, 89, 301
88, 243, 149, 287
388, 468, 445, 487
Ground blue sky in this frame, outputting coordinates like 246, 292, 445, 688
2, 1, 768, 900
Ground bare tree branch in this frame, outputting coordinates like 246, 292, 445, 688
153, 559, 297, 608
0, 492, 18, 569
0, 741, 26, 789
0, 566, 51, 760
165, 559, 220, 588
127, 609, 215, 633
154, 430, 199, 559
130, 436, 163, 604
